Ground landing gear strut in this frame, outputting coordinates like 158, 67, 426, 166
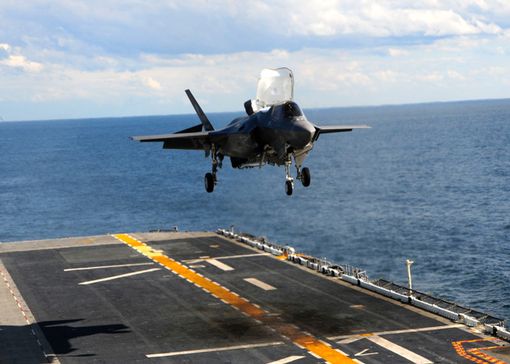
283, 152, 312, 195
204, 145, 221, 193
284, 157, 294, 196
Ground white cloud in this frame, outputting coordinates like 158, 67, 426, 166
1, 0, 510, 120
0, 43, 43, 72
141, 76, 162, 90
388, 48, 409, 57
259, 1, 503, 37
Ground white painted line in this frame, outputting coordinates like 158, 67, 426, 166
328, 324, 465, 341
367, 336, 432, 364
64, 262, 154, 271
373, 324, 465, 336
355, 348, 378, 357
78, 268, 161, 285
244, 277, 276, 291
183, 259, 204, 264
214, 253, 270, 260
267, 355, 305, 364
184, 253, 268, 264
337, 337, 363, 344
146, 341, 284, 358
207, 259, 234, 271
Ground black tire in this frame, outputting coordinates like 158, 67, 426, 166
301, 167, 311, 187
285, 180, 293, 196
204, 173, 214, 193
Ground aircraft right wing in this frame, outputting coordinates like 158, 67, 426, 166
315, 125, 371, 133
313, 124, 370, 140
131, 131, 213, 150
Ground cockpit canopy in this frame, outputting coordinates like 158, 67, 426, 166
252, 68, 294, 112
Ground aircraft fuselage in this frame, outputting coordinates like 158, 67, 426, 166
212, 101, 315, 168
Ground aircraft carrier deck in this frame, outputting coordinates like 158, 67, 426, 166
1, 229, 509, 363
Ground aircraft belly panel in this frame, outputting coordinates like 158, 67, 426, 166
221, 133, 259, 158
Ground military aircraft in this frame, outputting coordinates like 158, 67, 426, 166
132, 68, 369, 195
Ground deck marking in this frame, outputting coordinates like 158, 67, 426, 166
214, 252, 270, 260
452, 338, 505, 364
1, 263, 54, 362
183, 253, 269, 264
64, 262, 154, 271
146, 341, 284, 358
207, 258, 234, 271
366, 336, 432, 364
266, 355, 305, 364
244, 277, 276, 291
113, 233, 357, 364
328, 324, 465, 341
355, 348, 378, 357
338, 337, 364, 344
78, 268, 161, 285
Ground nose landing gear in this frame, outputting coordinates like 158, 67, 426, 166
299, 167, 311, 187
283, 154, 311, 195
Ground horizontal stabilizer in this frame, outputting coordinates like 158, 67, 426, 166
175, 123, 203, 134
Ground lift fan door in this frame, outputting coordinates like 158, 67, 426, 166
255, 68, 294, 109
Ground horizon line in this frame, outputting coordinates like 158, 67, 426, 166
3, 96, 509, 123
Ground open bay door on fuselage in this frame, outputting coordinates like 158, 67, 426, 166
244, 67, 294, 115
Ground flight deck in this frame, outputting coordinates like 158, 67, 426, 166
1, 230, 509, 363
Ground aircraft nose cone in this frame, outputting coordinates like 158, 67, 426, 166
290, 119, 315, 149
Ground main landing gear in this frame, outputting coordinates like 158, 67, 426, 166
204, 145, 222, 193
284, 155, 311, 196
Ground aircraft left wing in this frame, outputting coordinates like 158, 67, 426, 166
131, 131, 212, 150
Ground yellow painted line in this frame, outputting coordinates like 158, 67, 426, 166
112, 234, 356, 364
115, 233, 144, 247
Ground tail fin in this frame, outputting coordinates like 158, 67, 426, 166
185, 89, 214, 131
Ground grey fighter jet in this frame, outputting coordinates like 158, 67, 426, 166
132, 68, 369, 195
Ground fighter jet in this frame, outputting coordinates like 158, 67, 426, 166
131, 68, 369, 195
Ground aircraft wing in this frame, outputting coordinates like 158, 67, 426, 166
131, 131, 213, 150
315, 125, 371, 134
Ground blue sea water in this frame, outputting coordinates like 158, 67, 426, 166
1, 99, 509, 321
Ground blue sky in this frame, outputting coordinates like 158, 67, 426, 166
1, 1, 509, 121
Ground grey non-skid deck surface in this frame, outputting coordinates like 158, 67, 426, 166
1, 232, 507, 363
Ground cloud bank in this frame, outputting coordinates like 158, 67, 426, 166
0, 0, 509, 120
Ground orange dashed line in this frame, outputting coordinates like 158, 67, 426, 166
468, 347, 507, 364
113, 234, 356, 364
452, 339, 506, 364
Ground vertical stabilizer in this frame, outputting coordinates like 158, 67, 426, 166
185, 89, 214, 131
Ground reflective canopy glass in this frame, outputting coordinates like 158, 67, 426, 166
255, 68, 294, 108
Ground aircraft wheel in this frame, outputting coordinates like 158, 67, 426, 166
301, 167, 311, 187
204, 173, 214, 193
285, 180, 293, 196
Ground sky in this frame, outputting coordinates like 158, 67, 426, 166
1, 0, 510, 121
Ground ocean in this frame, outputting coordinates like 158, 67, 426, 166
1, 99, 509, 321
